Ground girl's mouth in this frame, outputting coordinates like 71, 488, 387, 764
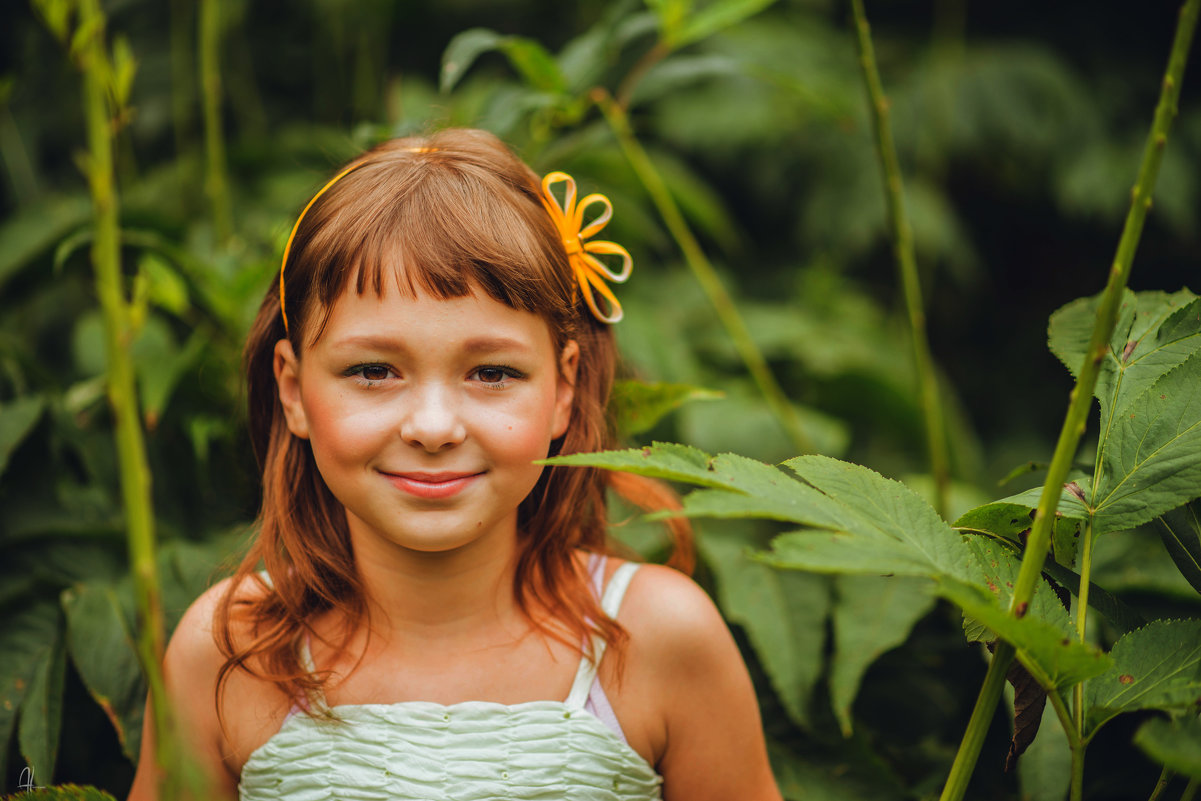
382, 471, 482, 500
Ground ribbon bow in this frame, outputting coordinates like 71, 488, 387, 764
540, 171, 632, 324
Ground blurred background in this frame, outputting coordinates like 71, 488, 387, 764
1, 0, 1198, 798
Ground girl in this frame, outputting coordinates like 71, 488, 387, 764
128, 128, 781, 800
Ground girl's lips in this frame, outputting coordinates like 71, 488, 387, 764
382, 471, 481, 500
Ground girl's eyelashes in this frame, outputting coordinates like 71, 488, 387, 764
342, 363, 525, 388
344, 363, 396, 384
471, 365, 525, 388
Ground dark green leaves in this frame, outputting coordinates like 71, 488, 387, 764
609, 379, 722, 437
440, 29, 565, 94
1134, 714, 1201, 780
1083, 619, 1201, 740
1157, 500, 1201, 594
0, 396, 46, 479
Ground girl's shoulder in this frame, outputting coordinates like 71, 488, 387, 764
614, 561, 729, 651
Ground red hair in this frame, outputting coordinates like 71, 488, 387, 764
216, 128, 693, 715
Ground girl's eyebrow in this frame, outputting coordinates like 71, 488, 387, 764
326, 334, 535, 354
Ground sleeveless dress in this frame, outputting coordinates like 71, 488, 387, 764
239, 559, 663, 800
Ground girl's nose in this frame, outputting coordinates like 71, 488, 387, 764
399, 385, 467, 452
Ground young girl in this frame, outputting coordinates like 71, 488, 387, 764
128, 128, 781, 800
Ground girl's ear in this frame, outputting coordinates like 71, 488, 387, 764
552, 339, 579, 439
274, 339, 311, 440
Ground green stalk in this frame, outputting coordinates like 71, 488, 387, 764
70, 1, 177, 796
199, 0, 232, 243
850, 0, 950, 519
939, 3, 1199, 800
1148, 767, 1174, 801
1072, 518, 1096, 759
1182, 779, 1199, 801
594, 90, 815, 455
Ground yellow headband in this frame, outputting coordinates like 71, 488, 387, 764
539, 171, 632, 324
278, 158, 631, 334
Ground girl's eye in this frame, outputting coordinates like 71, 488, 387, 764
472, 366, 523, 386
347, 364, 394, 383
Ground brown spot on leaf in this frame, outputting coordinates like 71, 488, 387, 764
1065, 482, 1087, 503
1122, 340, 1139, 361
988, 582, 999, 593
1119, 674, 1135, 685
1015, 602, 1029, 618
14, 679, 24, 691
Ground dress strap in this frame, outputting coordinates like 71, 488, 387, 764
296, 636, 331, 714
564, 559, 640, 709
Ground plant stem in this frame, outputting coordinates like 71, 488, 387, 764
72, 0, 175, 796
1072, 518, 1096, 765
850, 0, 950, 519
199, 0, 232, 243
1182, 779, 1199, 801
1148, 766, 1174, 801
594, 89, 815, 455
939, 2, 1199, 799
940, 641, 1012, 800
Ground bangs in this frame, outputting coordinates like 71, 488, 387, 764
288, 145, 576, 345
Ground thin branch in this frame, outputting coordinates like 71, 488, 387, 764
595, 89, 815, 455
850, 0, 950, 519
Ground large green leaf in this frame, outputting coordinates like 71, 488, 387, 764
17, 625, 65, 785
1091, 350, 1201, 533
62, 583, 145, 761
1084, 619, 1201, 739
555, 446, 1109, 689
702, 527, 829, 730
0, 396, 46, 480
1134, 714, 1201, 780
1157, 500, 1201, 594
829, 575, 935, 736
0, 600, 63, 784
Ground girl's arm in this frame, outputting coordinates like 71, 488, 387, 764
622, 565, 783, 801
126, 580, 241, 801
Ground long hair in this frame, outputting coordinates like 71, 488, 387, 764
216, 128, 693, 713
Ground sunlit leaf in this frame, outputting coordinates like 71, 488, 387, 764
1084, 619, 1201, 739
1091, 350, 1201, 533
440, 28, 506, 93
670, 0, 778, 49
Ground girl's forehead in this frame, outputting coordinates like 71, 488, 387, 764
309, 278, 558, 352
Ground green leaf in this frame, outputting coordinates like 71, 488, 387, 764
440, 28, 505, 92
1091, 349, 1201, 533
1157, 500, 1201, 594
609, 379, 721, 437
62, 583, 145, 760
646, 0, 691, 45
439, 29, 566, 94
1084, 619, 1201, 739
0, 396, 46, 480
776, 455, 977, 582
17, 626, 66, 784
0, 195, 91, 293
0, 600, 64, 783
1049, 290, 1199, 428
1134, 714, 1201, 780
702, 527, 829, 730
829, 575, 935, 736
955, 498, 1084, 569
670, 0, 779, 49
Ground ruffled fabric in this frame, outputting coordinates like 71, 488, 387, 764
238, 699, 663, 800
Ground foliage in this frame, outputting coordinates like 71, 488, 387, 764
1, 0, 1200, 798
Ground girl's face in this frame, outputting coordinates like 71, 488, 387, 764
274, 280, 577, 558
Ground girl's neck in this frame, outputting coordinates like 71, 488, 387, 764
349, 527, 526, 644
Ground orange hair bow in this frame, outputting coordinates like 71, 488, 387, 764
540, 171, 632, 324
